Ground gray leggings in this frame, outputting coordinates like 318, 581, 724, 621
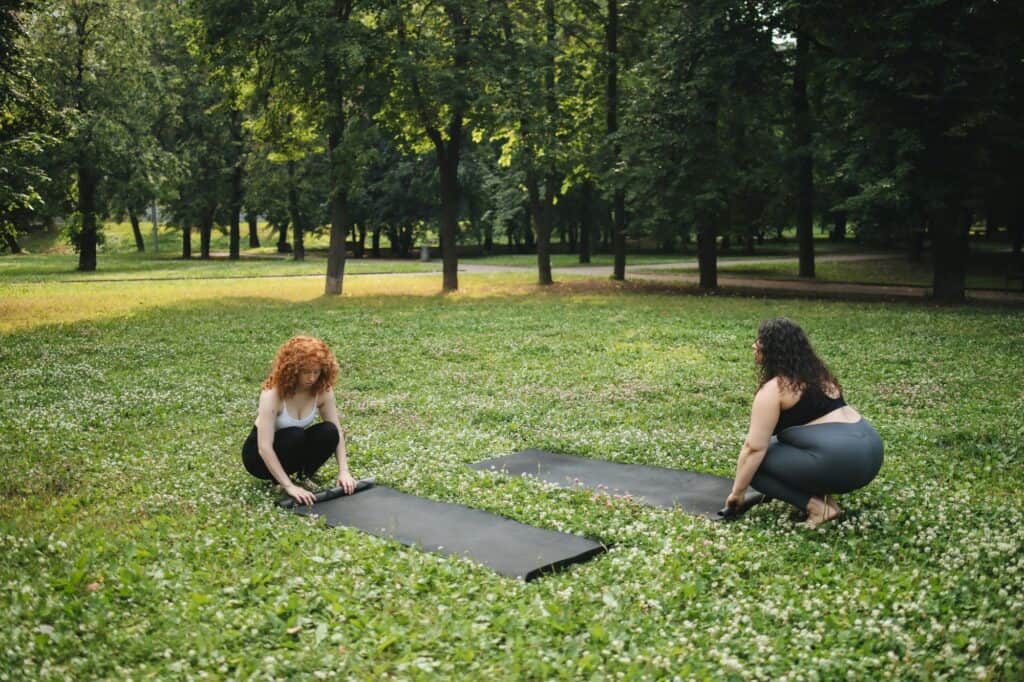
751, 419, 883, 511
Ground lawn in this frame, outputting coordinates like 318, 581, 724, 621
0, 269, 1021, 679
633, 253, 1021, 292
462, 237, 867, 269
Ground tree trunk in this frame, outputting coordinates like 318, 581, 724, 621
528, 172, 554, 286
1011, 211, 1022, 258
229, 168, 242, 260
830, 211, 847, 242
522, 212, 535, 250
352, 222, 366, 258
76, 165, 98, 271
579, 180, 593, 263
128, 210, 145, 252
325, 181, 348, 293
228, 110, 244, 260
277, 223, 290, 253
324, 2, 352, 294
423, 3, 470, 292
793, 20, 814, 278
607, 0, 626, 280
400, 224, 414, 255
538, 0, 558, 284
182, 222, 192, 259
698, 227, 717, 290
436, 138, 461, 291
293, 223, 305, 261
696, 94, 719, 290
247, 211, 260, 248
371, 223, 381, 258
931, 204, 969, 302
200, 208, 213, 260
3, 232, 22, 254
286, 160, 305, 261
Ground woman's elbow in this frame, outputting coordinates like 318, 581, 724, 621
742, 441, 767, 459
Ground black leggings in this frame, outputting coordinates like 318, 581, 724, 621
751, 419, 884, 511
241, 423, 339, 480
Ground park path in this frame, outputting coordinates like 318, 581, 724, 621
458, 252, 1024, 304
458, 251, 901, 276
27, 252, 1024, 304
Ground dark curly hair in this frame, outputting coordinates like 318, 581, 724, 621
756, 317, 841, 402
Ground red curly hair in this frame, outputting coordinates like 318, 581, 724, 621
262, 336, 339, 399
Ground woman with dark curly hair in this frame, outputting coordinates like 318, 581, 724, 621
242, 336, 356, 506
725, 317, 883, 527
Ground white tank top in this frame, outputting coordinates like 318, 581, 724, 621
274, 398, 319, 430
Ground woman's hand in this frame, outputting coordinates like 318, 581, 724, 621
285, 484, 316, 506
725, 489, 746, 509
336, 471, 357, 495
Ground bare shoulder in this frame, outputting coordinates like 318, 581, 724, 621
756, 378, 782, 399
760, 377, 799, 409
318, 387, 336, 407
258, 387, 281, 412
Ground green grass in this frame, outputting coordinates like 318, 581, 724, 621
1, 271, 1022, 679
0, 252, 440, 283
5, 221, 439, 283
638, 253, 1022, 291
462, 253, 684, 267
463, 237, 867, 268
18, 219, 337, 255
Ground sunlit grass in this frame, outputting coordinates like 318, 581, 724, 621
0, 272, 601, 332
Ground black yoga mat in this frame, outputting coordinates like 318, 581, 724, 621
470, 449, 765, 519
280, 481, 605, 581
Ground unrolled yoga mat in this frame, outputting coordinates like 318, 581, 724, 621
470, 449, 765, 519
281, 481, 605, 581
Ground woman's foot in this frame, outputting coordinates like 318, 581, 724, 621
297, 476, 322, 493
803, 495, 841, 529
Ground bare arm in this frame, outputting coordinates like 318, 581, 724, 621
317, 388, 355, 493
728, 380, 781, 501
256, 389, 314, 505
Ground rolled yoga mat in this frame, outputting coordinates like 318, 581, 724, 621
470, 449, 765, 519
280, 479, 605, 581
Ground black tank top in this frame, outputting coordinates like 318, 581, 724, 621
774, 386, 846, 434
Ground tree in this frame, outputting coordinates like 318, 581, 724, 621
381, 0, 508, 292
621, 1, 784, 289
197, 0, 381, 292
1, 0, 55, 254
813, 0, 1024, 301
27, 0, 156, 271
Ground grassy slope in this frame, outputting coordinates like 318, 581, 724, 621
0, 273, 1021, 679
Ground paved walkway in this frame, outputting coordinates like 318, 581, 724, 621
460, 252, 899, 276
459, 253, 1024, 305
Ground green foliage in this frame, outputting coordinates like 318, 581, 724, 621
20, 0, 160, 263
620, 1, 788, 248
0, 1, 56, 249
0, 272, 1022, 677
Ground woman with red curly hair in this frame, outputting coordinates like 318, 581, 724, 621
242, 336, 356, 505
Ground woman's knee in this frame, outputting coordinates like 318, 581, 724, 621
310, 422, 340, 450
